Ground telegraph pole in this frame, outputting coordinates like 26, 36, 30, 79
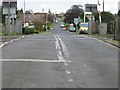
98, 0, 102, 23
8, 0, 11, 35
84, 5, 86, 23
103, 0, 104, 12
24, 0, 25, 26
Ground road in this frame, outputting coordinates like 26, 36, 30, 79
2, 22, 118, 88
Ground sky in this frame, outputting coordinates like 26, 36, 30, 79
1, 0, 120, 14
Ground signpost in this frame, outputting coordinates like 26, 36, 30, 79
74, 18, 79, 25
74, 17, 82, 33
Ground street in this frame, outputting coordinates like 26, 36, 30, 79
2, 22, 118, 88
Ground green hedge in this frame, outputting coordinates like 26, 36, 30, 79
23, 27, 34, 34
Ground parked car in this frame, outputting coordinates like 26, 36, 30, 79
69, 26, 76, 32
79, 23, 88, 34
60, 24, 64, 28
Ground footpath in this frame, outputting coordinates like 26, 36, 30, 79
88, 34, 120, 48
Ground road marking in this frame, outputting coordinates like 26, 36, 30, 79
68, 79, 73, 82
0, 44, 4, 48
87, 36, 118, 49
64, 63, 68, 66
93, 38, 118, 49
54, 35, 73, 82
0, 36, 24, 48
83, 64, 87, 67
66, 70, 71, 74
2, 59, 71, 63
54, 34, 66, 62
58, 36, 70, 57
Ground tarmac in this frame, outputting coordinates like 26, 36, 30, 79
87, 34, 120, 48
0, 34, 119, 48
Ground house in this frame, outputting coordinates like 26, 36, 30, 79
18, 10, 47, 25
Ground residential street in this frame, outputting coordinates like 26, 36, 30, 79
2, 22, 118, 88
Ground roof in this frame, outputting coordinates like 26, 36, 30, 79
3, 0, 17, 2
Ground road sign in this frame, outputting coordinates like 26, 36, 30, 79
74, 17, 83, 25
2, 0, 17, 15
74, 18, 79, 25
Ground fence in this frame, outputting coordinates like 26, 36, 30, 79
114, 16, 120, 41
3, 18, 22, 35
89, 16, 120, 41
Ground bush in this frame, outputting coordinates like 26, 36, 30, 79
23, 27, 34, 34
34, 29, 39, 34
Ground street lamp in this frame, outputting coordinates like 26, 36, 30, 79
24, 0, 25, 26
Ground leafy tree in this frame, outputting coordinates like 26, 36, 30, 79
94, 11, 114, 22
25, 9, 33, 14
64, 5, 84, 24
101, 11, 114, 22
47, 9, 54, 23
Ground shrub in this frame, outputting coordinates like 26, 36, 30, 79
23, 27, 34, 34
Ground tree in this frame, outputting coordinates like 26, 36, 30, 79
101, 11, 114, 22
64, 5, 84, 24
94, 11, 114, 22
47, 9, 54, 23
25, 9, 33, 14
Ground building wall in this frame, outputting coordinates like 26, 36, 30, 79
33, 13, 47, 24
18, 11, 47, 24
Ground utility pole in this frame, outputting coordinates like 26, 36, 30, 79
8, 0, 11, 35
84, 5, 86, 23
103, 0, 104, 12
98, 0, 102, 23
24, 0, 25, 27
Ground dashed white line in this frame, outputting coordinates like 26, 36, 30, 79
83, 64, 87, 67
66, 70, 71, 74
64, 63, 68, 66
68, 79, 73, 82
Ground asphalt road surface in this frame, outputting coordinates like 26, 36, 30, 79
2, 22, 118, 88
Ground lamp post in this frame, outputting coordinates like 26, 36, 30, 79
84, 5, 86, 23
24, 0, 25, 26
103, 0, 104, 12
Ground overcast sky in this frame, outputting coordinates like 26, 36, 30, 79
1, 0, 120, 14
